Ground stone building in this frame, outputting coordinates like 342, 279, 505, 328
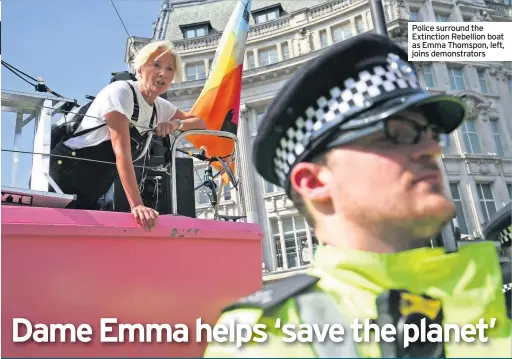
126, 0, 512, 273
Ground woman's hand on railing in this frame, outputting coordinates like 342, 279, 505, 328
131, 204, 159, 231
155, 121, 179, 137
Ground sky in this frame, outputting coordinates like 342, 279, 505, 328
1, 0, 163, 188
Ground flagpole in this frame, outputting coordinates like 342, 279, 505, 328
368, 0, 459, 253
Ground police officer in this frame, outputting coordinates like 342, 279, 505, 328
482, 201, 512, 317
203, 34, 511, 357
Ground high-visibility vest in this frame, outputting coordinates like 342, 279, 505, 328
204, 242, 511, 358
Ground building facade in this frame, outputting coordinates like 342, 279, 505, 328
126, 0, 512, 273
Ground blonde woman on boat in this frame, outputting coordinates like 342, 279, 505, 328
49, 40, 206, 231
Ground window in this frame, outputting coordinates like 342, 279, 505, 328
246, 51, 255, 69
258, 46, 278, 66
256, 108, 267, 130
422, 64, 435, 88
355, 16, 365, 33
247, 50, 256, 70
264, 180, 274, 193
319, 29, 329, 48
332, 23, 352, 43
255, 11, 277, 24
253, 7, 280, 24
257, 108, 266, 121
263, 179, 281, 194
449, 183, 469, 234
435, 13, 449, 22
462, 120, 482, 153
448, 67, 465, 90
410, 10, 420, 20
476, 183, 497, 223
270, 216, 318, 269
282, 42, 290, 60
490, 120, 505, 156
443, 133, 451, 154
477, 70, 488, 93
507, 183, 512, 199
185, 62, 206, 81
207, 58, 214, 75
182, 24, 210, 39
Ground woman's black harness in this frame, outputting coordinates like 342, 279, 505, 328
49, 82, 157, 209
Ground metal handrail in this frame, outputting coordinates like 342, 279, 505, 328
168, 129, 239, 215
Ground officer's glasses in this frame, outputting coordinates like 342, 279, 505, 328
383, 116, 448, 147
323, 113, 449, 152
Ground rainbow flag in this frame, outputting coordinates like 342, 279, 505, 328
187, 0, 252, 185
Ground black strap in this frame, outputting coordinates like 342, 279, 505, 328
149, 105, 157, 129
66, 102, 98, 139
69, 81, 143, 139
126, 81, 157, 133
222, 273, 320, 312
69, 122, 107, 139
126, 82, 140, 123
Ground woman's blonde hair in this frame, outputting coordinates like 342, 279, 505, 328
133, 40, 182, 83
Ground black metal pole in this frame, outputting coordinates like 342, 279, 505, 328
367, 0, 459, 253
369, 0, 388, 36
436, 152, 459, 253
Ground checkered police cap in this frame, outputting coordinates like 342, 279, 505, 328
483, 202, 511, 249
498, 225, 512, 248
252, 34, 466, 191
503, 282, 512, 294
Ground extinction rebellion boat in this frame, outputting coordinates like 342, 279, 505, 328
1, 1, 264, 357
0, 83, 263, 358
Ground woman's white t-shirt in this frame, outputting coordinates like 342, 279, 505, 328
64, 80, 177, 159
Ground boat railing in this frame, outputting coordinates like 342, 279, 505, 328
167, 129, 243, 217
1, 89, 78, 208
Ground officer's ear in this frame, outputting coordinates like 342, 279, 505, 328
289, 162, 331, 203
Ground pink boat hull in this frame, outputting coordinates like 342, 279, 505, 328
1, 206, 263, 357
